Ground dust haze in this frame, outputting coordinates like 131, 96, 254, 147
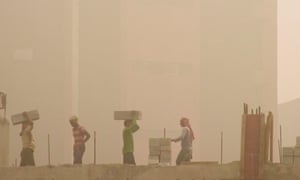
1, 0, 278, 166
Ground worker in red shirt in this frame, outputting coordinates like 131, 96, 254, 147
69, 115, 90, 164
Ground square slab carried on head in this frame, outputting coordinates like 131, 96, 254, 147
11, 110, 40, 125
114, 110, 142, 120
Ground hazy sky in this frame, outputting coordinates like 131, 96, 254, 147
0, 0, 297, 166
278, 0, 300, 104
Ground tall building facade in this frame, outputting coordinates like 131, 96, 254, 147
78, 0, 277, 163
0, 0, 276, 165
0, 0, 74, 165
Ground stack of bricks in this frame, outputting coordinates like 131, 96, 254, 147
160, 138, 171, 163
149, 138, 171, 165
149, 138, 160, 164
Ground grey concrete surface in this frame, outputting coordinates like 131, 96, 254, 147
0, 162, 239, 180
1, 162, 300, 180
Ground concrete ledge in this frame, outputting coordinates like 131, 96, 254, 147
0, 162, 240, 180
181, 161, 219, 165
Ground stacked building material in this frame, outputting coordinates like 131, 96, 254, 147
282, 137, 300, 165
282, 147, 294, 164
149, 138, 160, 164
296, 137, 300, 148
160, 139, 171, 163
149, 138, 171, 165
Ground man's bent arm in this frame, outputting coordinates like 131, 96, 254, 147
84, 130, 91, 143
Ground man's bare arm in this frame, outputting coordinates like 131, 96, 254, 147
22, 111, 33, 132
23, 111, 33, 122
84, 130, 91, 143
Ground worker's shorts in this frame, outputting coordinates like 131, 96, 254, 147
176, 149, 192, 165
123, 152, 136, 165
20, 148, 35, 166
73, 144, 85, 164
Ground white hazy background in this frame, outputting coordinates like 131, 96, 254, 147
0, 0, 292, 166
278, 0, 300, 104
277, 0, 300, 151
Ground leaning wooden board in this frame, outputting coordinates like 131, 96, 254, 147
11, 110, 40, 125
114, 111, 142, 120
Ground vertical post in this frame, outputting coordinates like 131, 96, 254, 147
164, 128, 166, 138
264, 114, 270, 162
292, 149, 295, 164
240, 113, 247, 179
3, 108, 6, 120
221, 131, 223, 165
269, 113, 274, 162
48, 134, 51, 166
0, 92, 7, 119
258, 113, 266, 179
278, 140, 281, 163
240, 103, 248, 179
3, 94, 6, 119
94, 131, 96, 165
280, 125, 282, 163
0, 106, 9, 167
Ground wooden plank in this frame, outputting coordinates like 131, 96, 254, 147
240, 114, 246, 179
264, 115, 270, 162
258, 114, 265, 179
244, 114, 261, 180
269, 112, 274, 162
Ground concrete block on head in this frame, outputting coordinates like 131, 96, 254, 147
114, 110, 142, 120
11, 110, 40, 125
